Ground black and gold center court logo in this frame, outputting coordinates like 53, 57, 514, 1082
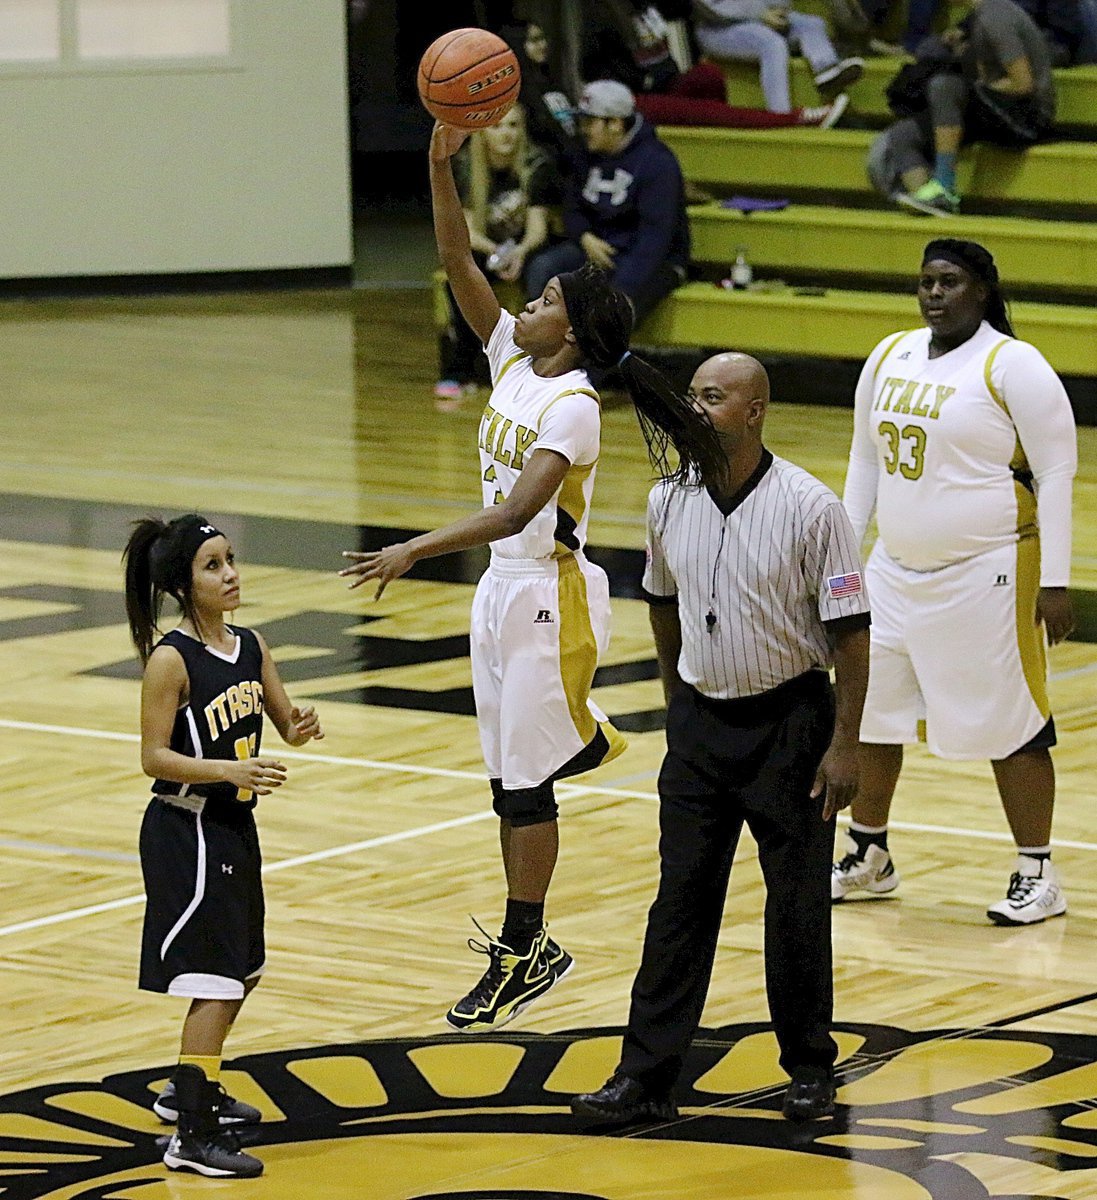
4, 1022, 1097, 1198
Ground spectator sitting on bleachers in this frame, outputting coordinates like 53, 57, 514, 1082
582, 0, 849, 125
840, 0, 941, 54
435, 104, 555, 408
1011, 0, 1083, 64
525, 80, 689, 328
501, 22, 580, 169
869, 0, 1056, 216
690, 0, 865, 112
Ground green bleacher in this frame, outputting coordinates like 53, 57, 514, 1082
642, 61, 1097, 383
637, 284, 1097, 375
659, 126, 1097, 206
719, 59, 1097, 131
688, 205, 1097, 293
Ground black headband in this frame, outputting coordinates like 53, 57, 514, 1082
176, 517, 225, 567
922, 239, 998, 285
150, 515, 225, 593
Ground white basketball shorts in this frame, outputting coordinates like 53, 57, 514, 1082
471, 552, 627, 790
860, 538, 1050, 760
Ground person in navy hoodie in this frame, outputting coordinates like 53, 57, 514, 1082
525, 79, 689, 326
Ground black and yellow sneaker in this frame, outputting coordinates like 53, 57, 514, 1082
446, 921, 559, 1033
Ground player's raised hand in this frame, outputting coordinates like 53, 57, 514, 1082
289, 704, 324, 744
339, 543, 416, 599
224, 757, 287, 796
430, 122, 471, 163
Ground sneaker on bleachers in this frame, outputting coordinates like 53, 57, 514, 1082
895, 179, 960, 215
800, 93, 850, 129
814, 57, 864, 97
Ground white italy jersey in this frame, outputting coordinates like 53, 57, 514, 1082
478, 311, 601, 561
844, 321, 1076, 581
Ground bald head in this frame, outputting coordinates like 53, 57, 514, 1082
687, 353, 769, 466
696, 352, 770, 406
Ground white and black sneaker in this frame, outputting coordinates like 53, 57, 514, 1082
154, 1077, 261, 1126
814, 57, 864, 97
163, 1128, 264, 1179
832, 839, 900, 902
162, 1064, 263, 1178
987, 856, 1067, 926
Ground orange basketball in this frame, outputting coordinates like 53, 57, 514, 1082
417, 28, 521, 130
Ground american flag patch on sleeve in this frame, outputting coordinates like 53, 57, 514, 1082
827, 572, 863, 599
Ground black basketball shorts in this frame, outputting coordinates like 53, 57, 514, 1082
138, 796, 265, 999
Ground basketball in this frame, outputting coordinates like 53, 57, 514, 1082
417, 28, 521, 130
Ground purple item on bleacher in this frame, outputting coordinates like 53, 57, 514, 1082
720, 197, 791, 213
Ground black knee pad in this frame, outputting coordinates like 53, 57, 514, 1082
491, 779, 558, 827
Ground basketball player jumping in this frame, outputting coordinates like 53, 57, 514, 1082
340, 121, 727, 1034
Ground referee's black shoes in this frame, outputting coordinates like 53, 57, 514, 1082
782, 1069, 837, 1122
571, 1072, 678, 1128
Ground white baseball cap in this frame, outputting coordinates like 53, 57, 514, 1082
577, 79, 636, 119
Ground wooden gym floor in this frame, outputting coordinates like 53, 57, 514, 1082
1, 286, 1097, 1199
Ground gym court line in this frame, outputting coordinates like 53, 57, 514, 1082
1, 715, 1096, 942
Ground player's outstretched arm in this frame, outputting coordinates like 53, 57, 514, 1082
340, 448, 571, 600
430, 122, 501, 346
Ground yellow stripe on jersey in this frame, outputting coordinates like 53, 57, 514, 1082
983, 338, 1012, 413
553, 460, 596, 558
556, 555, 599, 744
495, 351, 526, 386
982, 337, 1037, 537
1011, 437, 1037, 539
1015, 534, 1050, 719
534, 386, 601, 430
875, 331, 916, 383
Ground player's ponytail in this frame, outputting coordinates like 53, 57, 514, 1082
123, 517, 170, 664
122, 513, 220, 664
617, 352, 729, 489
558, 264, 729, 490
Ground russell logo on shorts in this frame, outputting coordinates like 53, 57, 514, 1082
533, 610, 555, 624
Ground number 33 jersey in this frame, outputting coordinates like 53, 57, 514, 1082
150, 627, 265, 809
844, 320, 1076, 581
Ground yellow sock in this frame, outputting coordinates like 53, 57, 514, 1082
178, 1054, 221, 1083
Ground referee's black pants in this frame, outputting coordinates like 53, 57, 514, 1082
618, 671, 838, 1092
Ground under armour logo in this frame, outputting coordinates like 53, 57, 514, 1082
994, 574, 1008, 586
533, 610, 554, 624
582, 166, 634, 207
221, 863, 233, 874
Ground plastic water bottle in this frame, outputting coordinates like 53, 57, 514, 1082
731, 246, 753, 289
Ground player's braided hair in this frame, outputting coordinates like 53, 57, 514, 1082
557, 264, 728, 489
923, 238, 1015, 337
122, 514, 221, 664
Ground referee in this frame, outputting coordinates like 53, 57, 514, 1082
572, 352, 870, 1125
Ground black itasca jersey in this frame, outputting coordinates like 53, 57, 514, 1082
151, 627, 265, 810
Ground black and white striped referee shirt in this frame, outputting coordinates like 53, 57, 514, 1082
642, 450, 870, 700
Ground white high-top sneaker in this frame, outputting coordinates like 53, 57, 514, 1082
987, 856, 1067, 926
831, 836, 900, 902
